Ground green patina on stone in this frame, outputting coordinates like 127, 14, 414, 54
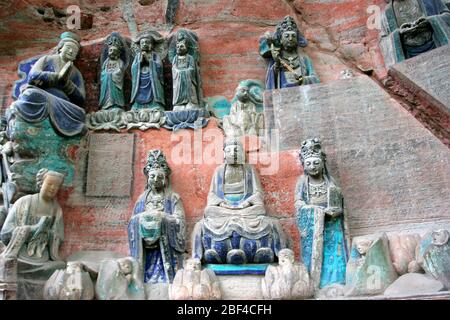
11, 117, 81, 193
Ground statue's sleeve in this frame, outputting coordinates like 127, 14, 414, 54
259, 37, 272, 58
166, 193, 186, 253
130, 55, 140, 103
112, 60, 125, 89
28, 56, 58, 87
0, 196, 28, 244
128, 195, 145, 261
49, 205, 64, 261
294, 176, 307, 211
303, 56, 320, 85
206, 170, 223, 206
247, 166, 265, 206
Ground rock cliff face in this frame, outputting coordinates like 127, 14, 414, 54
1, 1, 448, 259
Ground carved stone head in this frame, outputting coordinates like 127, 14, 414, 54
143, 150, 171, 191
235, 85, 250, 103
278, 249, 295, 266
223, 138, 245, 165
431, 229, 450, 246
299, 138, 326, 178
117, 257, 133, 275
355, 238, 373, 255
36, 168, 65, 201
56, 32, 81, 62
184, 258, 202, 271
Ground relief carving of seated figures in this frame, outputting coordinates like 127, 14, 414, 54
192, 138, 287, 265
95, 257, 146, 300
169, 258, 221, 300
128, 150, 186, 284
380, 0, 450, 66
10, 32, 86, 137
259, 16, 320, 90
261, 249, 313, 300
222, 82, 264, 138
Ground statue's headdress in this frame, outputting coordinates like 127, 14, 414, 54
299, 137, 326, 165
106, 33, 124, 50
55, 31, 81, 54
143, 149, 171, 176
274, 15, 308, 47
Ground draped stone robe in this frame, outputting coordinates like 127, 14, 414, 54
13, 54, 86, 137
172, 54, 202, 109
99, 58, 125, 110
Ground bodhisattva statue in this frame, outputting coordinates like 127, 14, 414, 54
222, 82, 264, 138
0, 169, 65, 271
192, 138, 287, 265
295, 138, 350, 291
99, 32, 129, 110
128, 150, 186, 283
11, 32, 86, 137
169, 29, 203, 111
261, 249, 313, 300
259, 16, 320, 89
130, 31, 166, 111
380, 0, 450, 66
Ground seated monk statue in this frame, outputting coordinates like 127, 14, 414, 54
0, 168, 66, 274
192, 138, 287, 264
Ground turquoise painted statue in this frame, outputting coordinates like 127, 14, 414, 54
128, 150, 186, 284
380, 0, 450, 66
259, 16, 320, 89
169, 29, 203, 111
0, 169, 66, 272
295, 138, 350, 291
130, 31, 166, 111
11, 32, 86, 137
99, 32, 129, 110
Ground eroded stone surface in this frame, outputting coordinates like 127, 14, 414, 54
384, 273, 444, 296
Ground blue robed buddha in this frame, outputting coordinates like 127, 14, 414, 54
295, 138, 350, 291
128, 150, 185, 284
380, 0, 450, 66
192, 139, 287, 265
259, 16, 320, 90
12, 32, 86, 137
130, 31, 166, 111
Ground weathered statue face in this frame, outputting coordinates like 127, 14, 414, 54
108, 46, 120, 60
185, 258, 201, 271
40, 174, 64, 201
278, 249, 295, 266
432, 230, 450, 246
147, 169, 166, 192
304, 156, 324, 178
139, 37, 153, 52
355, 239, 372, 255
176, 41, 188, 56
281, 31, 297, 50
224, 143, 244, 164
60, 41, 79, 62
236, 86, 250, 103
118, 258, 133, 275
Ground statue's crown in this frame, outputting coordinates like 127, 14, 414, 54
144, 149, 171, 176
299, 138, 325, 163
278, 16, 298, 34
106, 33, 123, 49
60, 31, 81, 43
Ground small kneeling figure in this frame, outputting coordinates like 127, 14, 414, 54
262, 249, 313, 300
169, 258, 221, 300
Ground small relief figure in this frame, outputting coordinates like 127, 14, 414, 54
95, 257, 146, 300
380, 0, 450, 66
222, 81, 264, 138
11, 32, 86, 137
128, 150, 186, 284
259, 16, 320, 90
0, 169, 65, 270
344, 233, 398, 297
99, 32, 129, 111
44, 261, 95, 300
192, 138, 287, 265
169, 258, 221, 300
130, 31, 166, 111
169, 29, 204, 111
295, 138, 350, 291
262, 249, 313, 300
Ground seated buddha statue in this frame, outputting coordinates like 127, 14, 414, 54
191, 138, 287, 265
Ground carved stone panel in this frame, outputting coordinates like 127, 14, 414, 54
86, 133, 135, 197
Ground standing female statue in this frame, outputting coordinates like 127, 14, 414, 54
128, 150, 186, 284
295, 138, 350, 290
